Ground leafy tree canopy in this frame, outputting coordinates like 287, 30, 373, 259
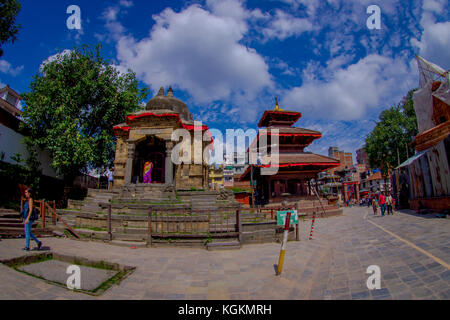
21, 44, 148, 180
365, 90, 418, 176
0, 0, 21, 57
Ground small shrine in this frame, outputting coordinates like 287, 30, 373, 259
240, 98, 340, 203
112, 87, 210, 190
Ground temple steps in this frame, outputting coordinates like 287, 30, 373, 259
0, 209, 56, 238
206, 241, 241, 251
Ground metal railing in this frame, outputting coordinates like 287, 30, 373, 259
239, 204, 302, 241
20, 197, 80, 239
145, 207, 242, 245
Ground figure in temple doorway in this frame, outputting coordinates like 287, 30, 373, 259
143, 161, 154, 184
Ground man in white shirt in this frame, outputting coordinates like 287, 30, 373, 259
386, 194, 393, 215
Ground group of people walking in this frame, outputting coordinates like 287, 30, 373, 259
367, 191, 395, 216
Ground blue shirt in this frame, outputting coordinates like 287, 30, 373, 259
22, 200, 30, 220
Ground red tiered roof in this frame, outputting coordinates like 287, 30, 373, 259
113, 112, 210, 133
240, 102, 340, 181
257, 110, 302, 128
113, 111, 214, 147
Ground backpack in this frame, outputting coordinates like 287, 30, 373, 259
30, 207, 40, 221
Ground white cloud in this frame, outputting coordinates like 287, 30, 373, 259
282, 54, 417, 120
326, 54, 355, 71
271, 58, 298, 76
40, 50, 72, 72
299, 119, 376, 157
96, 0, 135, 42
262, 10, 313, 41
116, 3, 273, 104
0, 60, 24, 76
119, 0, 133, 8
412, 21, 450, 70
410, 0, 450, 70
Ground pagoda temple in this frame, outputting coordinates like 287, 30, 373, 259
240, 99, 340, 204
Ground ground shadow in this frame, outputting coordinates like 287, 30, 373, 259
395, 209, 446, 220
32, 246, 51, 251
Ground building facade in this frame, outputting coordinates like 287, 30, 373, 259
209, 164, 224, 189
328, 147, 353, 175
356, 147, 370, 170
0, 86, 58, 179
112, 87, 210, 190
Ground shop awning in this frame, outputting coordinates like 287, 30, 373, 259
396, 150, 427, 169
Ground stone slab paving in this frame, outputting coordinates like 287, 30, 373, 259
0, 206, 448, 300
18, 260, 117, 291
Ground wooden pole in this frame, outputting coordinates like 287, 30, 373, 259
148, 207, 152, 246
250, 165, 254, 208
236, 208, 242, 243
107, 204, 112, 241
41, 201, 45, 229
52, 201, 56, 225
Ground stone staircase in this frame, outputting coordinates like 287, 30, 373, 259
0, 209, 54, 239
54, 186, 241, 247
55, 188, 332, 249
264, 198, 343, 218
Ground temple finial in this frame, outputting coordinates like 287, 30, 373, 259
274, 96, 283, 111
167, 86, 174, 97
157, 87, 165, 96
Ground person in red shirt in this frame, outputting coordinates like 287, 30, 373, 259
379, 192, 386, 216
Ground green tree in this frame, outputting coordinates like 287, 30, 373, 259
0, 0, 21, 57
21, 45, 148, 183
365, 90, 418, 176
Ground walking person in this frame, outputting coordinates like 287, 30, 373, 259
372, 194, 379, 215
379, 192, 386, 216
108, 168, 114, 190
22, 188, 42, 251
386, 193, 393, 215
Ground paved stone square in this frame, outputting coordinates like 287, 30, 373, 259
0, 207, 448, 300
18, 260, 117, 291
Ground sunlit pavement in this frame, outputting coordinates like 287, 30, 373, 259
0, 206, 449, 300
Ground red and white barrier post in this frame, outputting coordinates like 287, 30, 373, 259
276, 211, 291, 276
309, 210, 316, 240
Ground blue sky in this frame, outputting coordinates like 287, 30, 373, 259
1, 0, 449, 160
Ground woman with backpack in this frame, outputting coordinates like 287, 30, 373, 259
22, 188, 42, 251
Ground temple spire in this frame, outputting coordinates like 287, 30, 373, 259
157, 87, 165, 96
167, 86, 174, 97
274, 96, 283, 111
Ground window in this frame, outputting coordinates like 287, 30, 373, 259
5, 93, 18, 106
